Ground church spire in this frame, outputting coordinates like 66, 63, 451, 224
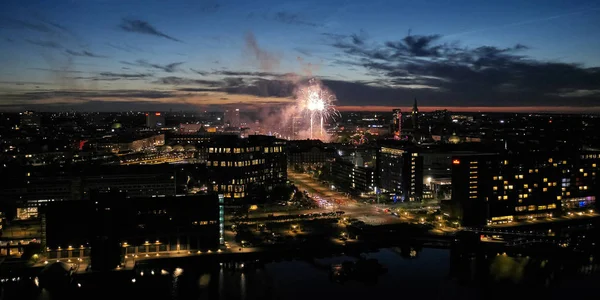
412, 98, 418, 114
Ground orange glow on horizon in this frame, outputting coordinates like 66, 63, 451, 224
335, 105, 600, 113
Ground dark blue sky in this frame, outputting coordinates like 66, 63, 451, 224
1, 0, 599, 112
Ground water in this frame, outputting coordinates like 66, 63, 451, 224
4, 247, 600, 300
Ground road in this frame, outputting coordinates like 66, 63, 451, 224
281, 171, 407, 225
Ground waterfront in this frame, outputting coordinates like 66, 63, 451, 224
3, 246, 600, 300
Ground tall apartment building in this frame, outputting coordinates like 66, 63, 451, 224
451, 151, 599, 226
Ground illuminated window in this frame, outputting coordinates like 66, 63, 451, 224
523, 184, 528, 188
518, 175, 524, 179
503, 195, 508, 200
580, 168, 584, 172
493, 186, 498, 191
548, 204, 557, 209
529, 169, 533, 173
593, 164, 597, 168
528, 205, 536, 211
543, 178, 548, 182
538, 205, 547, 210
548, 158, 553, 163
523, 194, 528, 198
515, 206, 527, 212
504, 160, 508, 165
584, 173, 588, 177
493, 176, 498, 180
557, 196, 562, 200
543, 187, 548, 192
566, 192, 571, 196
499, 176, 503, 180
508, 185, 513, 190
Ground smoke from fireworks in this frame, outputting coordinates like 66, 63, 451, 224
296, 78, 340, 139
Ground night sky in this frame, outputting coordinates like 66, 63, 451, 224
1, 0, 599, 112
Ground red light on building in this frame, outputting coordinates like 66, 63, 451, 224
155, 112, 161, 116
145, 113, 149, 116
452, 159, 460, 165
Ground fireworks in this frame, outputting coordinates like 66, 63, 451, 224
297, 79, 339, 139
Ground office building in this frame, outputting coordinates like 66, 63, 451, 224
206, 135, 287, 202
332, 159, 375, 195
146, 112, 165, 128
376, 146, 423, 202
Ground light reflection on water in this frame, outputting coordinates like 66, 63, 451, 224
5, 248, 600, 300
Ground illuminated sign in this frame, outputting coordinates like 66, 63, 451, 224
452, 159, 460, 165
155, 112, 161, 116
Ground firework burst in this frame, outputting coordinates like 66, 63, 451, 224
296, 78, 340, 139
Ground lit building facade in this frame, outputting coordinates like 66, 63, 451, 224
332, 159, 375, 195
146, 112, 165, 128
376, 146, 423, 202
451, 151, 599, 226
206, 135, 287, 202
391, 109, 402, 138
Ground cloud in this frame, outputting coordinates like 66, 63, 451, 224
119, 19, 182, 42
121, 60, 184, 72
325, 31, 600, 106
294, 48, 312, 57
1, 18, 55, 33
244, 32, 281, 71
65, 49, 107, 58
98, 72, 153, 79
25, 39, 62, 49
212, 70, 286, 77
272, 12, 320, 27
153, 76, 221, 86
69, 72, 154, 81
28, 68, 85, 73
190, 68, 209, 76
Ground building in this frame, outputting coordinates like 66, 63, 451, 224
411, 98, 419, 130
224, 109, 240, 128
146, 112, 165, 128
391, 109, 402, 138
0, 165, 178, 219
332, 159, 375, 195
376, 146, 423, 202
450, 151, 600, 226
179, 123, 204, 133
95, 134, 164, 153
20, 111, 41, 127
43, 193, 222, 270
206, 135, 287, 202
82, 167, 176, 199
287, 140, 336, 167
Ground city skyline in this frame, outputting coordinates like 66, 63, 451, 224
1, 0, 600, 112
